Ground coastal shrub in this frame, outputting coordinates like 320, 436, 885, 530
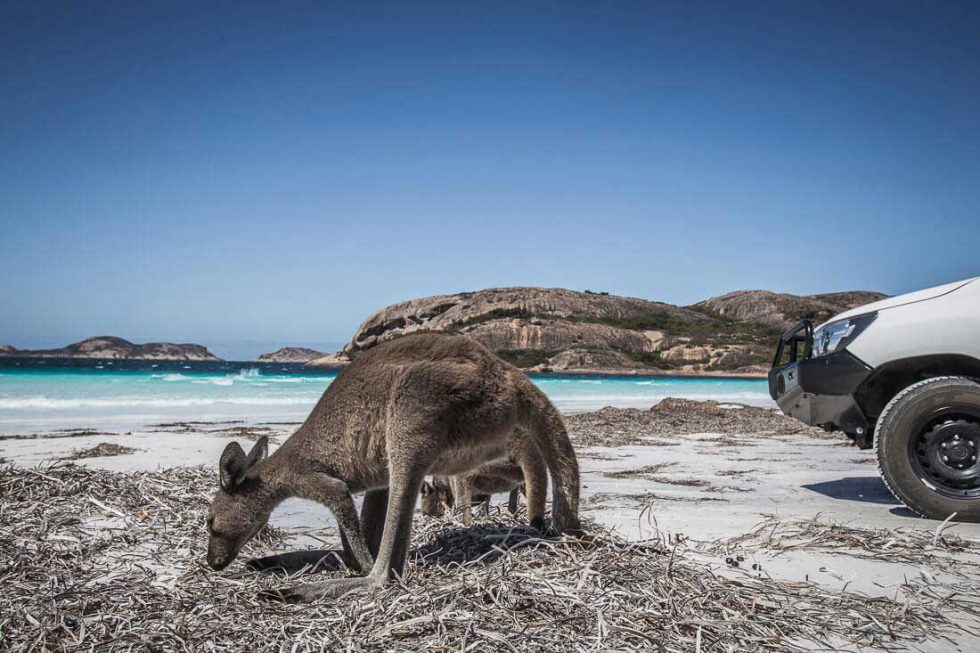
622, 350, 680, 369
706, 351, 771, 371
598, 312, 693, 333
452, 308, 542, 330
443, 304, 781, 353
495, 349, 559, 368
599, 310, 781, 347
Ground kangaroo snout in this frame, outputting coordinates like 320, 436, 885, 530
207, 550, 231, 571
206, 537, 237, 571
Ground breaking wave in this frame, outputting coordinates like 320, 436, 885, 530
0, 396, 317, 410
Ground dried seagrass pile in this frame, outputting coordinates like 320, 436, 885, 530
0, 463, 969, 651
565, 398, 828, 448
703, 514, 980, 571
66, 442, 138, 460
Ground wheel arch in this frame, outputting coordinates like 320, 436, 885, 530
855, 355, 980, 429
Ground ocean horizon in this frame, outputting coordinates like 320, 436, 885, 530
0, 358, 772, 433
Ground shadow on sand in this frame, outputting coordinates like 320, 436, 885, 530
888, 506, 931, 519
247, 524, 559, 577
247, 549, 350, 576
802, 476, 900, 505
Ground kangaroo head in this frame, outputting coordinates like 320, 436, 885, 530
419, 477, 452, 517
206, 436, 271, 570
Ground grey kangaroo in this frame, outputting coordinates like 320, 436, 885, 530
205, 333, 580, 601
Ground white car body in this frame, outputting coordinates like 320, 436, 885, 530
833, 277, 980, 368
772, 275, 980, 520
771, 275, 980, 447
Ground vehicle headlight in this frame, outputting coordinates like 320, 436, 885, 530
811, 312, 877, 358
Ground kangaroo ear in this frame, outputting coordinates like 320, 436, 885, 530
420, 480, 433, 496
219, 441, 248, 492
245, 436, 269, 469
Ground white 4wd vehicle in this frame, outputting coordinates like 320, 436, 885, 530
770, 277, 980, 521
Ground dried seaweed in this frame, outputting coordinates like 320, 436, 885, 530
64, 442, 137, 460
602, 463, 677, 479
566, 398, 828, 447
702, 515, 980, 572
0, 464, 970, 651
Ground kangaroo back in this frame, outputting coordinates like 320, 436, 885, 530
516, 376, 581, 534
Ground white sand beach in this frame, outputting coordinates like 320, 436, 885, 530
3, 400, 979, 651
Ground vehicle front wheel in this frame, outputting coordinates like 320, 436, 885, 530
875, 376, 980, 521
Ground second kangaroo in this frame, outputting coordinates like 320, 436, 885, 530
421, 431, 548, 528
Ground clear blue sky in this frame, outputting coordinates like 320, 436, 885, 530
2, 1, 978, 359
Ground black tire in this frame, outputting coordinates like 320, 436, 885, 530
874, 376, 980, 522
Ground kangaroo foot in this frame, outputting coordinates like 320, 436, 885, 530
556, 524, 587, 538
260, 576, 379, 603
552, 513, 584, 537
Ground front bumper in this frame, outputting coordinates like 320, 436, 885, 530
769, 320, 874, 445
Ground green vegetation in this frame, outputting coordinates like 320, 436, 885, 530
367, 297, 782, 373
621, 350, 681, 369
452, 308, 540, 330
597, 312, 693, 332
447, 303, 780, 351
495, 349, 560, 368
599, 310, 780, 347
706, 352, 771, 372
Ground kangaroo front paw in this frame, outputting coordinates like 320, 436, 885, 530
260, 576, 378, 603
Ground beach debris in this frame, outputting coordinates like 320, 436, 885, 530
147, 419, 245, 432
602, 462, 677, 478
645, 475, 712, 488
65, 442, 138, 459
702, 515, 980, 572
600, 466, 751, 495
586, 491, 729, 506
565, 398, 828, 447
578, 450, 633, 461
145, 420, 288, 441
207, 425, 279, 441
716, 468, 755, 477
0, 462, 973, 651
0, 429, 121, 441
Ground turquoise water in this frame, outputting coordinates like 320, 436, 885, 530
0, 362, 771, 433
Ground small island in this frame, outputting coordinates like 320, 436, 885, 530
256, 347, 326, 363
0, 336, 222, 361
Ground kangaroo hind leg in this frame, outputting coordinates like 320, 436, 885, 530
519, 445, 549, 530
521, 385, 581, 535
360, 488, 388, 558
451, 475, 473, 525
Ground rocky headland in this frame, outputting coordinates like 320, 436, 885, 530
692, 290, 887, 330
0, 336, 221, 361
307, 286, 885, 376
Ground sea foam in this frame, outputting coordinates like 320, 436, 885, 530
0, 396, 316, 410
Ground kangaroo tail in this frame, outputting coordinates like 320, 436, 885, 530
517, 378, 581, 534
